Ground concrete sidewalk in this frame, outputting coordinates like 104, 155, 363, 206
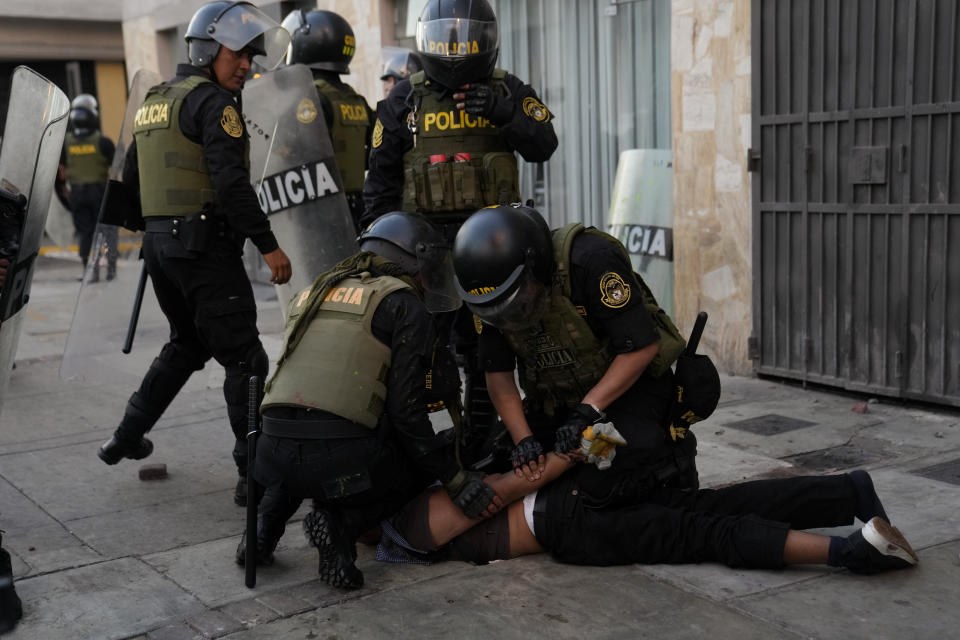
1, 255, 958, 640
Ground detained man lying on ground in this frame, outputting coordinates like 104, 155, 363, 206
375, 452, 919, 575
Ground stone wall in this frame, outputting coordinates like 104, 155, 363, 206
671, 0, 752, 375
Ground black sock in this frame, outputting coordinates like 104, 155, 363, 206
827, 535, 847, 567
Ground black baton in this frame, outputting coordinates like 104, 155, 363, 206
684, 311, 708, 356
122, 259, 149, 354
245, 375, 261, 588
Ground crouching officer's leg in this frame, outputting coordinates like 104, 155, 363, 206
99, 343, 205, 464
223, 344, 269, 506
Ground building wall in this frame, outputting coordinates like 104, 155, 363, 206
671, 0, 752, 374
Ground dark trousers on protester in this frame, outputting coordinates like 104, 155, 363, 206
534, 472, 858, 569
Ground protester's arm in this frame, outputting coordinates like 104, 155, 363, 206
425, 453, 574, 547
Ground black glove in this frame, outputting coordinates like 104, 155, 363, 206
445, 470, 499, 518
461, 83, 515, 125
554, 403, 606, 454
510, 436, 544, 471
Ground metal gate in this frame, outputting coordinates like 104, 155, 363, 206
751, 0, 960, 406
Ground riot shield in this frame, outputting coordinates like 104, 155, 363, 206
0, 67, 70, 415
243, 64, 358, 308
44, 189, 74, 252
60, 69, 170, 386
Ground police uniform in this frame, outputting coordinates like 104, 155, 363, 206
115, 63, 278, 487
62, 130, 115, 267
310, 71, 374, 230
480, 225, 692, 484
252, 263, 464, 550
362, 70, 557, 231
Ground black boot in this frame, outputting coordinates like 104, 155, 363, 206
303, 508, 363, 589
0, 532, 23, 633
234, 530, 275, 567
98, 433, 154, 465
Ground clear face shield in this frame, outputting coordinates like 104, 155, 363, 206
209, 2, 291, 70
416, 240, 462, 313
458, 264, 548, 332
280, 10, 305, 66
415, 17, 498, 60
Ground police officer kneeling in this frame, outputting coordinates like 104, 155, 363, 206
452, 205, 695, 495
248, 212, 501, 589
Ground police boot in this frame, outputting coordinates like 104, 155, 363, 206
302, 508, 363, 589
234, 531, 275, 567
0, 533, 23, 633
98, 404, 154, 465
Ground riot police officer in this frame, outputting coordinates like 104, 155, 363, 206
379, 49, 421, 97
362, 0, 557, 231
246, 211, 500, 589
96, 1, 293, 509
281, 9, 373, 231
62, 94, 115, 278
452, 205, 697, 497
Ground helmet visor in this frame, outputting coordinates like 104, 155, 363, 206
416, 18, 498, 59
416, 241, 461, 313
210, 3, 291, 69
464, 269, 547, 332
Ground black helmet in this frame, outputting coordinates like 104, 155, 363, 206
359, 211, 461, 312
452, 204, 554, 331
185, 1, 290, 69
282, 10, 355, 74
380, 49, 422, 82
69, 94, 99, 135
416, 0, 499, 90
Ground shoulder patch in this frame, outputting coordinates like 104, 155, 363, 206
599, 272, 631, 309
220, 105, 244, 138
372, 118, 384, 148
522, 97, 551, 123
473, 314, 483, 335
297, 98, 318, 124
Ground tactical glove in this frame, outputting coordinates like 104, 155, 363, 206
510, 436, 544, 471
445, 469, 499, 519
554, 403, 606, 454
461, 83, 515, 125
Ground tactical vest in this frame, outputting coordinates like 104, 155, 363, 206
64, 131, 110, 185
314, 78, 369, 193
133, 75, 247, 217
402, 69, 521, 216
261, 273, 409, 429
501, 223, 686, 415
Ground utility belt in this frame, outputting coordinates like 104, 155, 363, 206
143, 210, 231, 252
261, 414, 373, 440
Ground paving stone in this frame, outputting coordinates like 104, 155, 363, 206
255, 592, 314, 617
218, 598, 279, 628
146, 623, 202, 640
186, 610, 243, 639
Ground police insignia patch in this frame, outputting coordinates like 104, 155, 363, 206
220, 105, 243, 138
599, 272, 631, 308
473, 314, 483, 335
296, 98, 318, 124
522, 97, 551, 123
372, 119, 384, 148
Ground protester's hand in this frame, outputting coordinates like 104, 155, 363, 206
554, 403, 606, 454
263, 248, 292, 284
510, 435, 545, 482
445, 470, 503, 519
453, 83, 514, 125
0, 257, 8, 288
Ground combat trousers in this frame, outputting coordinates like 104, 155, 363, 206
115, 227, 267, 474
70, 183, 105, 266
534, 473, 858, 569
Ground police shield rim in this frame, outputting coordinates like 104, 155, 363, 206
243, 63, 358, 308
60, 69, 168, 386
0, 66, 70, 412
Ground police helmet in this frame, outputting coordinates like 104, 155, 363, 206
69, 94, 100, 135
416, 0, 499, 90
359, 211, 461, 312
452, 204, 554, 331
282, 9, 355, 74
71, 94, 99, 118
380, 49, 422, 82
185, 1, 290, 70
